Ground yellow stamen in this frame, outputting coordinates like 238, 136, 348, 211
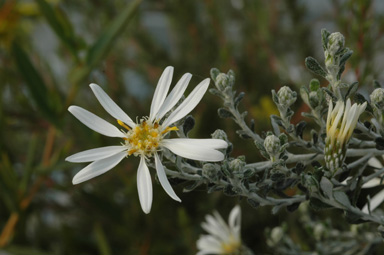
128, 149, 137, 155
117, 119, 131, 130
122, 119, 176, 158
161, 126, 178, 135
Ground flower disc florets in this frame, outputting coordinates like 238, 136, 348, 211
119, 118, 177, 158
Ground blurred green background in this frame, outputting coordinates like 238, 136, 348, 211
1, 0, 384, 254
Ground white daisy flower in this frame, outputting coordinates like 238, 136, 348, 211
197, 205, 242, 255
325, 99, 366, 172
66, 66, 228, 214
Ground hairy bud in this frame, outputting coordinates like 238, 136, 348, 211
229, 157, 246, 172
215, 73, 230, 91
370, 88, 384, 111
277, 86, 297, 108
264, 135, 281, 162
327, 32, 345, 56
211, 129, 228, 141
202, 163, 220, 180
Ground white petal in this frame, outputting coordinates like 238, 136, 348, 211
164, 138, 227, 149
228, 205, 241, 238
90, 83, 136, 128
362, 177, 382, 189
203, 213, 230, 241
66, 146, 126, 163
196, 235, 222, 254
162, 139, 225, 162
72, 151, 126, 184
362, 189, 384, 213
326, 100, 333, 128
162, 78, 210, 127
154, 153, 181, 202
368, 157, 383, 169
150, 66, 174, 121
137, 157, 153, 214
228, 205, 241, 230
155, 73, 192, 120
68, 106, 125, 138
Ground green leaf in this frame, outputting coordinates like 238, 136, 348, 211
94, 223, 112, 255
210, 68, 220, 81
295, 121, 306, 138
321, 28, 330, 51
300, 86, 309, 105
247, 198, 259, 208
344, 82, 358, 100
271, 89, 279, 104
305, 57, 327, 78
182, 115, 195, 136
86, 0, 142, 68
183, 181, 202, 193
337, 49, 353, 79
234, 92, 245, 108
12, 43, 60, 127
309, 197, 332, 211
320, 177, 333, 199
334, 191, 352, 209
309, 79, 320, 91
374, 80, 382, 89
218, 108, 234, 118
5, 245, 53, 255
35, 0, 80, 59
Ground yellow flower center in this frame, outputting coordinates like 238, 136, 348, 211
117, 118, 178, 157
221, 236, 241, 255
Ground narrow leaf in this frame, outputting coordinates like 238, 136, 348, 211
12, 43, 60, 127
36, 0, 79, 58
86, 0, 142, 68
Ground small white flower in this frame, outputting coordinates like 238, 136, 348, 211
325, 99, 366, 172
197, 205, 241, 255
66, 66, 228, 214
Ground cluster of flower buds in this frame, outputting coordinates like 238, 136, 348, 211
210, 69, 236, 93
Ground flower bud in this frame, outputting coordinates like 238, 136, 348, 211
370, 88, 384, 111
202, 163, 220, 180
264, 135, 281, 162
277, 86, 297, 107
211, 129, 228, 141
215, 73, 230, 91
327, 32, 345, 56
325, 99, 366, 173
229, 157, 246, 172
